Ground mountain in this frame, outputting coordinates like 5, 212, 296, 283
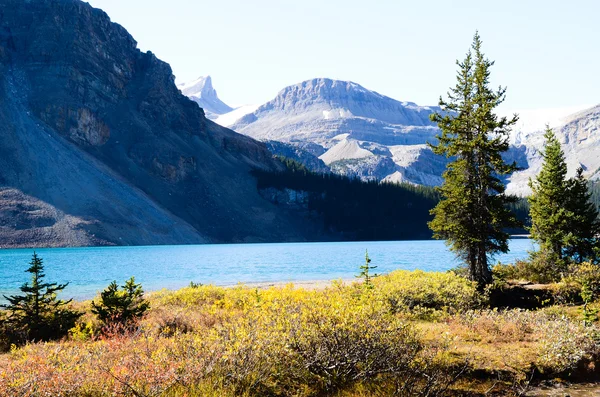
506, 104, 600, 195
177, 76, 233, 119
228, 78, 446, 184
216, 78, 598, 195
0, 0, 323, 247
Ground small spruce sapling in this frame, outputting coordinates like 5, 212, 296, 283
91, 277, 149, 330
357, 250, 378, 289
1, 252, 81, 343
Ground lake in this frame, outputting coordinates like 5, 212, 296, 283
0, 239, 535, 301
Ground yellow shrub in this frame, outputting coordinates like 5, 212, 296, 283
374, 270, 480, 318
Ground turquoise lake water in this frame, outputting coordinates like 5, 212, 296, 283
0, 239, 535, 301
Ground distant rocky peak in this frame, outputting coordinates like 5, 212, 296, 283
259, 78, 438, 126
178, 75, 215, 99
178, 75, 233, 117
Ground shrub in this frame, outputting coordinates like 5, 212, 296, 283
493, 256, 561, 284
0, 281, 476, 396
91, 277, 149, 330
287, 294, 422, 392
568, 262, 600, 298
450, 309, 600, 377
537, 316, 600, 375
375, 270, 480, 317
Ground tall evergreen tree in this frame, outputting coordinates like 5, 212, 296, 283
564, 168, 599, 263
1, 253, 81, 343
528, 127, 571, 270
528, 128, 599, 272
429, 32, 518, 288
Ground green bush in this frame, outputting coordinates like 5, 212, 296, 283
492, 254, 564, 284
91, 277, 149, 330
287, 297, 422, 391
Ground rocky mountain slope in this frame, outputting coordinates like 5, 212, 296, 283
0, 0, 321, 247
506, 104, 600, 195
228, 78, 446, 184
177, 76, 233, 119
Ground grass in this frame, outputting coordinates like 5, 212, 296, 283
0, 270, 599, 396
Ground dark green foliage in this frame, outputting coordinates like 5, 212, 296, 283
493, 257, 560, 284
528, 128, 571, 273
1, 253, 81, 344
528, 129, 600, 278
429, 32, 519, 288
506, 196, 531, 232
253, 159, 439, 241
357, 250, 378, 289
564, 168, 600, 263
188, 281, 203, 288
91, 277, 149, 328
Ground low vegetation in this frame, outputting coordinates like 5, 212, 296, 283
0, 260, 599, 396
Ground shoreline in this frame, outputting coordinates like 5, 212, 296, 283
225, 278, 357, 291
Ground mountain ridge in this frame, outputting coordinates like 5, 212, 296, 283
226, 77, 445, 184
201, 77, 599, 195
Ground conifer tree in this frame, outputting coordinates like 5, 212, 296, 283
528, 127, 571, 271
357, 250, 378, 289
1, 253, 81, 343
564, 168, 599, 263
529, 129, 600, 273
429, 32, 518, 288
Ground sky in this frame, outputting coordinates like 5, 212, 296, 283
85, 0, 599, 111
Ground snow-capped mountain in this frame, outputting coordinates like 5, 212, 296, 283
229, 78, 446, 184
177, 76, 233, 119
180, 76, 599, 196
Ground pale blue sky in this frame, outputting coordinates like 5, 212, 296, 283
86, 0, 599, 110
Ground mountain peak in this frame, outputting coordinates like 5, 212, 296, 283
178, 75, 233, 118
178, 75, 213, 98
275, 78, 384, 102
245, 77, 438, 127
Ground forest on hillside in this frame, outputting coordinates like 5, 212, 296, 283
253, 158, 531, 241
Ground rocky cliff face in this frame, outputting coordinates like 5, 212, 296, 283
0, 0, 317, 247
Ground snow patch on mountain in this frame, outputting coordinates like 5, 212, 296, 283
215, 104, 260, 127
319, 139, 374, 164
